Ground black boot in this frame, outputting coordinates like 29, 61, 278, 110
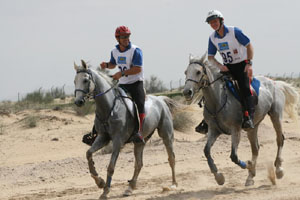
133, 131, 145, 144
242, 112, 254, 129
82, 125, 98, 146
242, 96, 255, 129
195, 119, 208, 134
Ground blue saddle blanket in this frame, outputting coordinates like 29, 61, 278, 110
226, 77, 260, 100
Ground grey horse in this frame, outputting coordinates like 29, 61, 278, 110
183, 53, 299, 186
74, 60, 177, 199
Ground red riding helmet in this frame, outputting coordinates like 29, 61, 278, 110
115, 26, 131, 37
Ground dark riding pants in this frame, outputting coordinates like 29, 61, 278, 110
225, 61, 254, 117
119, 81, 145, 114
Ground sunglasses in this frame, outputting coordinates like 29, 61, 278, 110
119, 35, 130, 39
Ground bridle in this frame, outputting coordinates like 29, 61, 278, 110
74, 69, 118, 100
185, 61, 224, 91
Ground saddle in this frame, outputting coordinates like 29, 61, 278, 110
224, 75, 260, 105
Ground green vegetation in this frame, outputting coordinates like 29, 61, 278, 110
23, 115, 39, 128
0, 122, 4, 135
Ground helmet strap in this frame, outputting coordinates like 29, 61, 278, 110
216, 18, 223, 32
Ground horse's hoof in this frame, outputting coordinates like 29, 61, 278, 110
214, 173, 225, 185
99, 194, 108, 200
276, 167, 284, 179
245, 179, 254, 186
91, 175, 105, 188
123, 186, 133, 196
170, 184, 177, 189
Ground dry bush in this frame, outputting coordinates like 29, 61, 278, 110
0, 122, 5, 135
23, 115, 39, 128
73, 101, 95, 116
173, 111, 195, 132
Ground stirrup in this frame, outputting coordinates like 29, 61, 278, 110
195, 120, 208, 134
82, 131, 98, 146
242, 117, 254, 129
133, 131, 145, 144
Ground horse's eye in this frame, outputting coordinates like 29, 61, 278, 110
196, 71, 201, 75
83, 79, 89, 84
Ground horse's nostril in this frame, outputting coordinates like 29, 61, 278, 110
183, 89, 193, 97
75, 99, 84, 107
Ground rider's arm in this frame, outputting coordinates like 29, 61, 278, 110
123, 47, 143, 75
246, 43, 254, 61
123, 66, 142, 76
208, 38, 226, 70
234, 27, 253, 60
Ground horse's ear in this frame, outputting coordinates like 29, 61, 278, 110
81, 60, 87, 69
189, 54, 194, 62
200, 51, 207, 63
74, 62, 79, 71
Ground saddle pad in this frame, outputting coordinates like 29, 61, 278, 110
226, 77, 260, 101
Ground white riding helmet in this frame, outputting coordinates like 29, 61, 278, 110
206, 10, 224, 23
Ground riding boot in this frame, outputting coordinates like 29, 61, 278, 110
82, 125, 98, 146
134, 113, 145, 144
242, 96, 255, 129
195, 119, 208, 134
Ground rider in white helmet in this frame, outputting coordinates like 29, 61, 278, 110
205, 10, 224, 31
206, 10, 255, 129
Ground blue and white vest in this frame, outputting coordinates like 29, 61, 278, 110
209, 26, 247, 64
111, 44, 144, 84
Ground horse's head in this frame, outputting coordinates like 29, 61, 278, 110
74, 60, 95, 107
183, 53, 209, 101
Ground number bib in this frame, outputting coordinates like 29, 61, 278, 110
111, 44, 144, 84
210, 26, 247, 64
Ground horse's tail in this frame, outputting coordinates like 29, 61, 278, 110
161, 96, 184, 116
275, 80, 299, 121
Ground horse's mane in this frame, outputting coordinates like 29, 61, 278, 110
189, 54, 220, 80
77, 63, 114, 86
94, 69, 114, 86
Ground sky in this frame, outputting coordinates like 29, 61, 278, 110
1, 0, 300, 101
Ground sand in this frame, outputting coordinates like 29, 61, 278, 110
1, 102, 300, 200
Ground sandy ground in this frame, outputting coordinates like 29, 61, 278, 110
1, 101, 300, 200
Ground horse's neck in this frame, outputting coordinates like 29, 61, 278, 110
93, 72, 116, 119
203, 67, 224, 111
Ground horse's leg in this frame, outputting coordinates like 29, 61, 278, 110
245, 126, 259, 186
269, 114, 285, 179
100, 140, 121, 199
86, 134, 110, 189
230, 130, 248, 169
124, 142, 146, 196
161, 130, 177, 187
204, 130, 223, 185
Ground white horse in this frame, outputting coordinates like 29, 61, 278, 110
74, 60, 178, 199
183, 53, 298, 186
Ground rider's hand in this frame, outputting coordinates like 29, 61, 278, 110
112, 71, 122, 80
244, 64, 253, 79
100, 62, 108, 69
219, 64, 229, 72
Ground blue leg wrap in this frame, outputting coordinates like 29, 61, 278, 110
239, 160, 247, 169
107, 176, 112, 188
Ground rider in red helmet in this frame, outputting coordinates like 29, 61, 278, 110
100, 26, 146, 143
115, 25, 131, 37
